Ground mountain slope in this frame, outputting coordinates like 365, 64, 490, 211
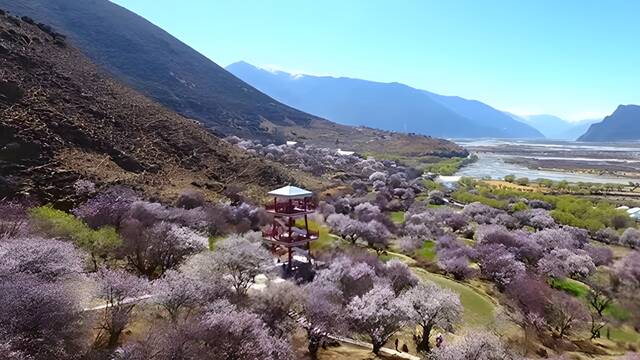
0, 0, 465, 157
227, 61, 543, 139
578, 105, 640, 142
425, 93, 543, 138
0, 12, 299, 206
0, 0, 321, 142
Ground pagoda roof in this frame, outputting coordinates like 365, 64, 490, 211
268, 185, 313, 199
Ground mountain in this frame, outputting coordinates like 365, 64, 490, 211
0, 0, 465, 158
0, 12, 298, 206
424, 93, 543, 138
578, 105, 640, 142
518, 114, 598, 140
226, 61, 544, 139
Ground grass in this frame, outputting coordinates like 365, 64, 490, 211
413, 268, 496, 327
550, 278, 590, 298
416, 240, 436, 262
607, 326, 640, 343
550, 277, 631, 322
389, 211, 406, 225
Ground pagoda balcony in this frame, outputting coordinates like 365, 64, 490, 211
265, 201, 315, 216
262, 228, 319, 247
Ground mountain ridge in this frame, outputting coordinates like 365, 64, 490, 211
578, 105, 640, 142
0, 0, 466, 158
226, 61, 544, 139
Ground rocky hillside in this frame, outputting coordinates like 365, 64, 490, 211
0, 0, 466, 158
578, 105, 640, 142
0, 11, 300, 207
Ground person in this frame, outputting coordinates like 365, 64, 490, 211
435, 333, 444, 348
395, 338, 399, 351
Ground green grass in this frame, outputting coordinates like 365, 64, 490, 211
608, 326, 640, 343
550, 277, 631, 322
604, 303, 631, 322
424, 156, 477, 176
550, 278, 590, 298
416, 240, 436, 262
389, 211, 406, 225
414, 268, 496, 327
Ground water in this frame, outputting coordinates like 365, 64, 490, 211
449, 139, 640, 184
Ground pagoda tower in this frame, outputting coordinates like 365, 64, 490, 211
262, 185, 319, 272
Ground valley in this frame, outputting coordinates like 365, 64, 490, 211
1, 2, 639, 360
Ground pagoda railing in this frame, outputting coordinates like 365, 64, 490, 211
262, 228, 319, 245
265, 200, 315, 215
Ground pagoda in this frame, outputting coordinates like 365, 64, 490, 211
262, 185, 319, 272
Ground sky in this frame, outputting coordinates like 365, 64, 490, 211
110, 0, 640, 121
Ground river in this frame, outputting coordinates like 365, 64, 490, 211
449, 139, 640, 184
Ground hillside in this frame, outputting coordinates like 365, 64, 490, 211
424, 92, 543, 138
227, 61, 543, 139
0, 11, 302, 206
0, 0, 465, 158
578, 105, 640, 142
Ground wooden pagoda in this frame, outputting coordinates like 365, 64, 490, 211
262, 185, 319, 272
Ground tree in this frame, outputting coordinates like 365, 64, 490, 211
537, 248, 595, 280
405, 282, 462, 352
0, 274, 87, 360
383, 259, 418, 294
347, 283, 410, 354
430, 330, 509, 360
0, 237, 83, 282
620, 227, 640, 249
72, 186, 139, 229
153, 269, 207, 324
209, 233, 271, 297
613, 251, 640, 290
0, 201, 29, 240
0, 237, 88, 360
253, 281, 301, 337
545, 291, 589, 339
93, 268, 150, 348
197, 300, 292, 360
326, 213, 366, 244
301, 281, 345, 358
353, 202, 382, 222
584, 244, 613, 266
586, 281, 613, 339
119, 220, 207, 278
437, 235, 475, 280
475, 244, 525, 290
595, 227, 620, 245
505, 276, 551, 354
314, 255, 378, 302
362, 220, 391, 254
445, 213, 469, 232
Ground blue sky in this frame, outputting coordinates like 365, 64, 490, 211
111, 0, 639, 121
